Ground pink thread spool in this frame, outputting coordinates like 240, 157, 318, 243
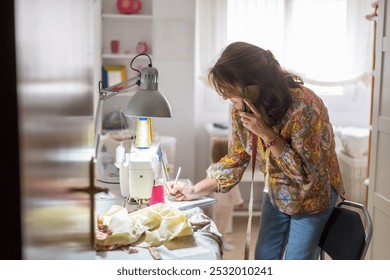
149, 184, 164, 205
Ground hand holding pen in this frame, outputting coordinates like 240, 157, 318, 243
168, 169, 201, 201
165, 167, 181, 201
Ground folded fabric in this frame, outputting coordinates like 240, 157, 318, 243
96, 203, 193, 249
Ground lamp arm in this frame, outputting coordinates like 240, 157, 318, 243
94, 75, 139, 135
94, 95, 103, 137
93, 75, 140, 159
100, 75, 140, 99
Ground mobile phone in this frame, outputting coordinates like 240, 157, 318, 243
242, 99, 251, 113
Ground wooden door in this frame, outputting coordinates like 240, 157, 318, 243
15, 0, 99, 259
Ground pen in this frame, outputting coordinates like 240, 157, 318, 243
167, 167, 181, 202
173, 167, 182, 189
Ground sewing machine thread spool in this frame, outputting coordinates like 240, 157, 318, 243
149, 184, 164, 206
135, 117, 152, 148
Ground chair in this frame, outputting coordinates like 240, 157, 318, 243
319, 200, 373, 260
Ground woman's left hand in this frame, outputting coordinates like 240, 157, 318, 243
239, 99, 274, 141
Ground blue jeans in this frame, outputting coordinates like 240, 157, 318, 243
254, 187, 338, 260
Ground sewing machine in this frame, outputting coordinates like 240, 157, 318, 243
115, 140, 166, 209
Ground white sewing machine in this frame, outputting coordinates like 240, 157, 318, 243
116, 140, 165, 208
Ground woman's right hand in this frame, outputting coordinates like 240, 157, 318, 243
168, 181, 199, 201
168, 177, 219, 201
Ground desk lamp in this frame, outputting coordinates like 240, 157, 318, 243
94, 53, 172, 209
94, 53, 172, 158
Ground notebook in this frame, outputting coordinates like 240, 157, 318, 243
165, 196, 216, 211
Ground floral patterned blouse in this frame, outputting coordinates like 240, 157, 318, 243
206, 86, 345, 215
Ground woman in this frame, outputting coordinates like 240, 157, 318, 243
169, 41, 345, 260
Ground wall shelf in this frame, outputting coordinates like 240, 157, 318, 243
102, 14, 152, 20
97, 0, 154, 127
102, 53, 152, 59
99, 0, 153, 80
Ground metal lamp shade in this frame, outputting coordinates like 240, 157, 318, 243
125, 65, 172, 118
126, 88, 172, 118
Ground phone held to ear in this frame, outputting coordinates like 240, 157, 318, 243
242, 99, 251, 113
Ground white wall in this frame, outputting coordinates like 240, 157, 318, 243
152, 0, 196, 181
194, 78, 230, 182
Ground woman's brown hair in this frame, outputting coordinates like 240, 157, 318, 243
208, 41, 303, 127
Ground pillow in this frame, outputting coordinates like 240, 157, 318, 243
339, 127, 369, 159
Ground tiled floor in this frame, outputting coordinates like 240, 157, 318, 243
221, 216, 260, 260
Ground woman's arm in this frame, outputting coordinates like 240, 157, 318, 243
273, 98, 329, 185
240, 99, 285, 158
241, 91, 329, 186
169, 177, 218, 201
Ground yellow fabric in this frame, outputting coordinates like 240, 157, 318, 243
96, 203, 193, 248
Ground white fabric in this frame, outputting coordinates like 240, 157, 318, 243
96, 206, 223, 260
97, 203, 193, 248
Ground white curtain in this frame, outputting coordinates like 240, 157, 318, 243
199, 0, 373, 88
284, 0, 372, 86
227, 0, 286, 62
197, 0, 228, 80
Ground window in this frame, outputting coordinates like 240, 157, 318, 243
226, 0, 373, 95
